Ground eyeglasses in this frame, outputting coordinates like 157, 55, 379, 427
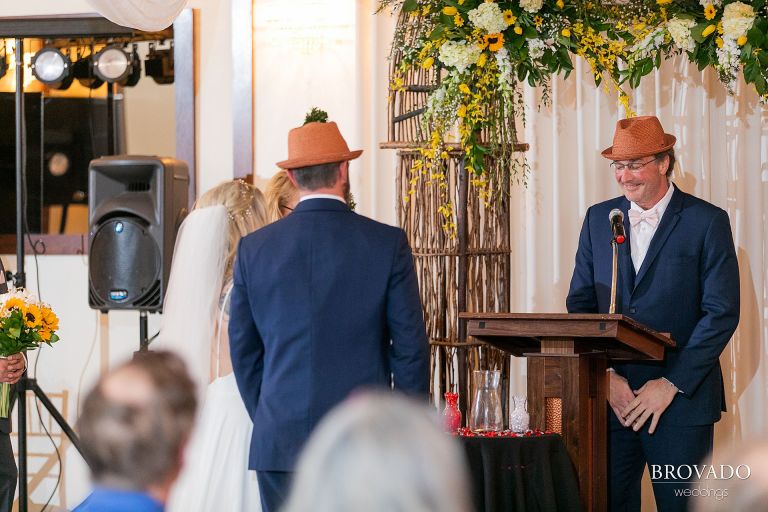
610, 157, 660, 173
280, 204, 293, 212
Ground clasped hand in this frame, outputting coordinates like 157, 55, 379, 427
608, 372, 677, 434
0, 354, 26, 385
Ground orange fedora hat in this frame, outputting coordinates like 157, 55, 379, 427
276, 121, 363, 170
601, 116, 676, 160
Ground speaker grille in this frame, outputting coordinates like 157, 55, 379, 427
88, 216, 161, 310
128, 181, 151, 192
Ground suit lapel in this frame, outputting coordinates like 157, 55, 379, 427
633, 185, 684, 290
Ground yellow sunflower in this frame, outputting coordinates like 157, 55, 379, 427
454, 14, 464, 27
484, 33, 505, 52
704, 4, 716, 20
39, 328, 52, 342
533, 16, 544, 28
41, 307, 59, 331
503, 10, 516, 26
1, 297, 26, 317
25, 303, 42, 328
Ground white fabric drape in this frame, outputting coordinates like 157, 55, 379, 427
85, 0, 187, 31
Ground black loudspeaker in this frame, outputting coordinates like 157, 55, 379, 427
88, 156, 189, 312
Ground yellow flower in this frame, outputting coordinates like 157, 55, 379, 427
702, 24, 716, 37
717, 21, 723, 35
484, 33, 505, 52
477, 53, 488, 67
442, 6, 458, 16
454, 14, 464, 27
1, 298, 26, 317
459, 83, 471, 94
421, 57, 434, 69
458, 105, 467, 118
533, 16, 544, 28
737, 35, 748, 46
41, 307, 58, 331
25, 304, 42, 328
634, 22, 646, 31
458, 0, 465, 4
39, 328, 51, 342
562, 28, 571, 37
716, 37, 724, 48
503, 10, 516, 26
704, 4, 717, 21
656, 0, 672, 4
556, 0, 565, 8
514, 25, 523, 35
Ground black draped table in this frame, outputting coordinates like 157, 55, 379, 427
459, 433, 583, 512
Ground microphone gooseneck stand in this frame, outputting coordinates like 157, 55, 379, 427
12, 38, 87, 512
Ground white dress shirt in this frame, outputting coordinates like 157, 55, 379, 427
629, 183, 675, 273
299, 193, 346, 204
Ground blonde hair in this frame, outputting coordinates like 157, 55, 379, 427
265, 171, 299, 222
194, 180, 267, 283
283, 392, 471, 512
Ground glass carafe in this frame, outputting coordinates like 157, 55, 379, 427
469, 370, 503, 433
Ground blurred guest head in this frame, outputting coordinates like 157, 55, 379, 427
77, 351, 197, 504
282, 391, 470, 512
694, 440, 768, 512
265, 170, 299, 221
195, 179, 268, 283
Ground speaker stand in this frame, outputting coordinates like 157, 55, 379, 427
133, 311, 151, 359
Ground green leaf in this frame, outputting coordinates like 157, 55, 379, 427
747, 27, 764, 47
690, 23, 711, 44
430, 26, 445, 41
523, 26, 537, 39
402, 0, 418, 13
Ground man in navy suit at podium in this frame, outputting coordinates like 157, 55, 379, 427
229, 113, 430, 512
566, 116, 740, 511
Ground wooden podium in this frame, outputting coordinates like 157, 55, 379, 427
460, 313, 675, 512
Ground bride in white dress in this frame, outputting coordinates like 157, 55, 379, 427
156, 180, 270, 512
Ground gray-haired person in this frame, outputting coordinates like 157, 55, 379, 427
73, 351, 197, 512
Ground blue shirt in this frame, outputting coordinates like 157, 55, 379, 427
73, 488, 164, 512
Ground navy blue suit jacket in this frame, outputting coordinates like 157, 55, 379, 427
567, 185, 739, 426
229, 198, 430, 471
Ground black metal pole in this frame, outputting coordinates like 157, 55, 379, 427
139, 311, 149, 352
14, 37, 28, 512
27, 379, 85, 456
106, 81, 114, 155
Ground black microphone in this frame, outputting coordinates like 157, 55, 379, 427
609, 209, 626, 244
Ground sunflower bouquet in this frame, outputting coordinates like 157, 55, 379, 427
0, 288, 60, 417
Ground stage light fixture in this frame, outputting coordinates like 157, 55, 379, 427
73, 52, 104, 89
93, 44, 132, 83
31, 47, 73, 89
121, 44, 142, 87
144, 43, 174, 85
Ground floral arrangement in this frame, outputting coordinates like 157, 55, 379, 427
0, 288, 60, 417
456, 427, 553, 437
378, 0, 768, 228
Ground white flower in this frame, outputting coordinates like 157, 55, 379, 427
699, 0, 722, 7
722, 2, 755, 39
438, 40, 482, 74
495, 48, 514, 89
716, 36, 741, 93
467, 2, 507, 33
528, 39, 546, 59
520, 0, 544, 14
666, 18, 696, 53
630, 27, 667, 60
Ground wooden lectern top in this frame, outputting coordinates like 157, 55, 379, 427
459, 313, 676, 361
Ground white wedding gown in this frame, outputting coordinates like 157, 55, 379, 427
167, 373, 261, 512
